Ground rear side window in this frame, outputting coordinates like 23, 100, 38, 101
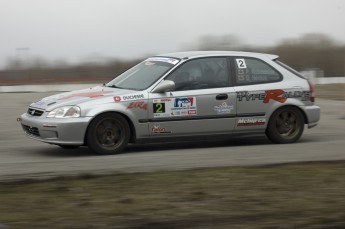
275, 60, 307, 79
233, 58, 282, 85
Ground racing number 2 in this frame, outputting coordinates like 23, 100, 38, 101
153, 103, 165, 113
236, 59, 247, 69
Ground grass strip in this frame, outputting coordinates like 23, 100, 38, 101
315, 83, 345, 100
0, 162, 345, 229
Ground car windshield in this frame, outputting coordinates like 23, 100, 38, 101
106, 57, 179, 90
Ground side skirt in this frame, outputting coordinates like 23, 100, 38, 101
134, 130, 265, 144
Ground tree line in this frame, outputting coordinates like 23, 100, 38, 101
194, 33, 345, 77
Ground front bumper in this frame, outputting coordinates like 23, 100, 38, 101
300, 105, 321, 129
19, 113, 92, 145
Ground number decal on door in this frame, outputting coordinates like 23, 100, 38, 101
153, 103, 165, 113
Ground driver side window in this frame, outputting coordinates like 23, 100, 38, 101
166, 57, 229, 91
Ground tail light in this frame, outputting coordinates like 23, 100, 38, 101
307, 79, 315, 102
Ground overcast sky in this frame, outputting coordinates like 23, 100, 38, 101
0, 0, 344, 69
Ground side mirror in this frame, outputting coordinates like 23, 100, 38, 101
151, 80, 175, 93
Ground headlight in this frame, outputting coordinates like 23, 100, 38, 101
47, 106, 81, 118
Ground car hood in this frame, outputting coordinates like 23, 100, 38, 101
29, 86, 141, 111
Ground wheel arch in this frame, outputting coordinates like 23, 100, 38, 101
267, 104, 308, 128
265, 104, 306, 144
83, 111, 137, 145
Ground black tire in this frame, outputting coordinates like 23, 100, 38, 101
58, 145, 80, 149
86, 113, 130, 155
266, 106, 304, 144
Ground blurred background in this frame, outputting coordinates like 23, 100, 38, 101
0, 0, 344, 85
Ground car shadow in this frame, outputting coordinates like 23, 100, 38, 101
126, 134, 271, 153
34, 134, 293, 157
32, 146, 96, 158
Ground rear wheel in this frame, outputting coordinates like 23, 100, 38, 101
266, 106, 304, 144
87, 113, 130, 155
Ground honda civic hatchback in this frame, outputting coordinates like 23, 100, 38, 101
18, 51, 320, 155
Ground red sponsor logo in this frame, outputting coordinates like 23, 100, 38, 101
127, 101, 148, 110
151, 124, 171, 133
113, 96, 121, 102
237, 90, 310, 103
188, 110, 197, 115
263, 90, 287, 103
151, 126, 167, 133
59, 91, 112, 100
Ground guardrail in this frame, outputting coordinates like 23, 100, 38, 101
311, 77, 345, 85
0, 77, 344, 93
0, 83, 98, 93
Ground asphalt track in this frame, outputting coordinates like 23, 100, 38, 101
1, 92, 345, 181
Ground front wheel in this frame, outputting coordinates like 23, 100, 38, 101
266, 107, 304, 144
86, 113, 130, 155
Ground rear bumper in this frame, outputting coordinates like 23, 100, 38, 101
300, 105, 321, 129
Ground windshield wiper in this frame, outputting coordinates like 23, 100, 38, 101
106, 84, 124, 89
106, 85, 139, 91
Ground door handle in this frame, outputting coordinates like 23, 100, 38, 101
216, 94, 228, 100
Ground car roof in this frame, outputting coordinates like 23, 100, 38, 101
155, 51, 279, 60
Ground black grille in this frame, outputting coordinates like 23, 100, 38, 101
27, 108, 44, 116
22, 125, 40, 137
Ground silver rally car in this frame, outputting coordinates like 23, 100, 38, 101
19, 51, 320, 155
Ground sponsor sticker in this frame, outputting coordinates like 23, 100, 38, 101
153, 97, 198, 117
145, 57, 179, 65
174, 97, 194, 107
236, 59, 247, 68
188, 110, 197, 115
122, 94, 144, 101
127, 101, 148, 110
145, 61, 155, 66
153, 97, 197, 117
113, 94, 145, 103
151, 124, 171, 134
236, 90, 310, 103
214, 102, 234, 114
237, 118, 266, 127
113, 96, 121, 102
59, 91, 112, 100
